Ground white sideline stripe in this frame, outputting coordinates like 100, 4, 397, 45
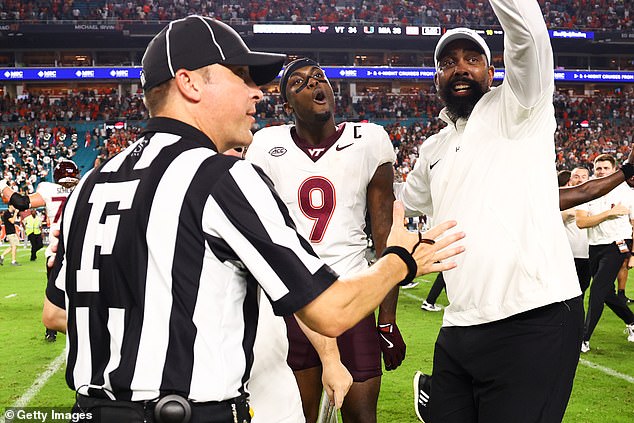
579, 359, 634, 384
401, 290, 634, 385
1, 351, 66, 418
4, 294, 17, 298
401, 291, 424, 302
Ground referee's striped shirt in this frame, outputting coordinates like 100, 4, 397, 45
47, 117, 338, 403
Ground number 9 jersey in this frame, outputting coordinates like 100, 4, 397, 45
246, 122, 395, 276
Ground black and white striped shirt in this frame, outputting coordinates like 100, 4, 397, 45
47, 117, 338, 403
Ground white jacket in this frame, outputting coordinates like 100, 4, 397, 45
399, 0, 581, 326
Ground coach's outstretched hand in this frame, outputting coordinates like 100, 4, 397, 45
386, 201, 465, 277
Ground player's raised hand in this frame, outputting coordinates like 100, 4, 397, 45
385, 201, 465, 276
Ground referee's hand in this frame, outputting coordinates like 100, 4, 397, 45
386, 201, 465, 276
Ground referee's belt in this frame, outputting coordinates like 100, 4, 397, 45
75, 392, 251, 423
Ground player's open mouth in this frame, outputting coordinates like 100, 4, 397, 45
313, 90, 327, 104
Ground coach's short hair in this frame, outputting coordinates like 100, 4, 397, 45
594, 154, 617, 168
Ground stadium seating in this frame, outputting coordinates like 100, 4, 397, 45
0, 1, 631, 30
2, 88, 632, 192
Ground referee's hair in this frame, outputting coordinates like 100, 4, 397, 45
557, 170, 571, 187
143, 67, 213, 117
143, 81, 172, 117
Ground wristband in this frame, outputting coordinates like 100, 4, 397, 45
381, 246, 417, 286
621, 163, 634, 180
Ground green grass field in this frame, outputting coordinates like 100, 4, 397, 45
1, 246, 633, 422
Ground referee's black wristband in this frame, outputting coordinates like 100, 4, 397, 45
381, 246, 417, 286
621, 163, 634, 180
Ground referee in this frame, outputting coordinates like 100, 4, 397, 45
42, 16, 464, 423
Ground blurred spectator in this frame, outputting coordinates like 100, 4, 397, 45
1, 86, 632, 191
0, 1, 631, 31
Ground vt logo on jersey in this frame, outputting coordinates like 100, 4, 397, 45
308, 148, 326, 159
269, 147, 287, 157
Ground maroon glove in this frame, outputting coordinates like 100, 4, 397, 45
378, 322, 406, 371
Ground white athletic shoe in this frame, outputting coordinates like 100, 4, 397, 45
625, 324, 634, 342
580, 341, 590, 353
401, 281, 420, 289
421, 301, 442, 312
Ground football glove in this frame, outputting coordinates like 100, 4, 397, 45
378, 322, 406, 371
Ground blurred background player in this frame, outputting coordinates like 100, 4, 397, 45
1, 159, 80, 342
421, 273, 445, 312
560, 167, 591, 301
246, 58, 404, 423
0, 204, 20, 266
23, 208, 44, 261
576, 154, 634, 352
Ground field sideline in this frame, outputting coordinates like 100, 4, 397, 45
1, 247, 633, 422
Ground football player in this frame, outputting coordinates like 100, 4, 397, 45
0, 159, 80, 342
246, 58, 403, 423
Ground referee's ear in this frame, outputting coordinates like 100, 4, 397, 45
174, 68, 204, 103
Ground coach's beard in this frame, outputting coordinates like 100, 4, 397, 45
440, 78, 487, 121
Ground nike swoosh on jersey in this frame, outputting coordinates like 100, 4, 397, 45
336, 143, 354, 151
430, 159, 441, 170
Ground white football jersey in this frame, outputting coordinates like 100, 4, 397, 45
247, 122, 395, 276
37, 181, 75, 257
248, 291, 304, 423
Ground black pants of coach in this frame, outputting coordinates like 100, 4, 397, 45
429, 297, 583, 423
584, 242, 634, 342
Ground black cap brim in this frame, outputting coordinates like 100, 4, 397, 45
224, 51, 286, 86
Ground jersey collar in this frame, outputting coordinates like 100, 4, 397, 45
290, 123, 346, 162
142, 117, 218, 152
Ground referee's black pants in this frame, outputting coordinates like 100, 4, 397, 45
584, 242, 634, 342
429, 297, 583, 423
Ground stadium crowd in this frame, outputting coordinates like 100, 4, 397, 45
0, 1, 631, 30
1, 88, 632, 190
0, 90, 147, 123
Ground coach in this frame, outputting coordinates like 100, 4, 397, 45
42, 16, 464, 423
399, 1, 584, 421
